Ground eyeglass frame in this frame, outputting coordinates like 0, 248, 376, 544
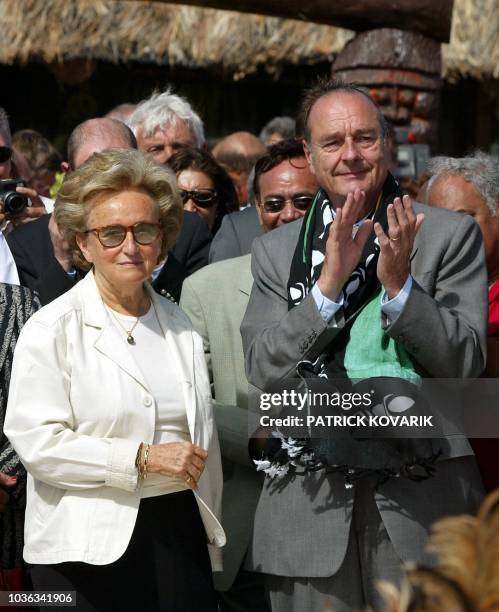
179, 188, 218, 209
259, 194, 315, 214
84, 222, 163, 248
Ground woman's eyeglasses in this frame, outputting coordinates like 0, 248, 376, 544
85, 223, 162, 248
179, 189, 218, 209
261, 195, 314, 214
0, 146, 12, 163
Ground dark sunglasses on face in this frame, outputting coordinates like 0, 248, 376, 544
179, 189, 218, 209
261, 195, 314, 214
0, 146, 12, 163
85, 222, 162, 248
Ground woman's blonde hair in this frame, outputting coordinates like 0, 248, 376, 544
54, 149, 183, 271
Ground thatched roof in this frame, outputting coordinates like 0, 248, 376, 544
1, 0, 497, 81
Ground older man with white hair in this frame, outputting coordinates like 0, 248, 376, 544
128, 88, 205, 164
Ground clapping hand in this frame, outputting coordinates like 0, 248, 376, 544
374, 195, 424, 299
317, 188, 373, 301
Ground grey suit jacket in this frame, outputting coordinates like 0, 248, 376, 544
209, 206, 263, 263
180, 255, 263, 590
240, 203, 487, 577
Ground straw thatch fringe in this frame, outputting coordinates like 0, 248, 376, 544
0, 0, 497, 81
0, 0, 353, 78
442, 0, 499, 81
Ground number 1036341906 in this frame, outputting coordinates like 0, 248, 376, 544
0, 591, 76, 607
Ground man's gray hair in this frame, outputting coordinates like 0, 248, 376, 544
127, 88, 205, 147
259, 116, 296, 144
0, 106, 12, 147
426, 151, 499, 217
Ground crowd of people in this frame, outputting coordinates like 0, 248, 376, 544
0, 77, 498, 612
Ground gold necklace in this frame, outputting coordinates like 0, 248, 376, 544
106, 304, 149, 345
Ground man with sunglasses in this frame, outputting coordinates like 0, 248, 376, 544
180, 138, 318, 612
253, 139, 319, 231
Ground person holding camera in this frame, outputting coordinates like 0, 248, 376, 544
0, 107, 47, 232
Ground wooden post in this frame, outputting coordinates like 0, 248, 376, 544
138, 0, 453, 42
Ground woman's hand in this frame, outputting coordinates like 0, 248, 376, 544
0, 473, 17, 512
146, 442, 208, 489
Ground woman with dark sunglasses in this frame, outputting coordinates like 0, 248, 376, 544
168, 146, 239, 235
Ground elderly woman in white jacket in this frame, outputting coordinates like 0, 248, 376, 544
5, 149, 225, 611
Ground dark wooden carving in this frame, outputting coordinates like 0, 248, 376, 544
332, 29, 442, 144
144, 0, 454, 42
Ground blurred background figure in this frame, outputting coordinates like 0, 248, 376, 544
0, 282, 39, 593
423, 151, 499, 492
212, 131, 266, 206
168, 146, 239, 236
380, 489, 499, 612
128, 88, 205, 164
259, 116, 296, 146
104, 103, 137, 123
12, 129, 62, 198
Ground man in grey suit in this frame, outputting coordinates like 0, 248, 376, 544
241, 79, 487, 611
181, 138, 319, 612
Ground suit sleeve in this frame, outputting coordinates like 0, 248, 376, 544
4, 317, 139, 492
172, 213, 212, 275
209, 214, 240, 263
240, 236, 346, 391
383, 215, 487, 378
35, 260, 77, 305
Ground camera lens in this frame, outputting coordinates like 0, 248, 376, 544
4, 191, 28, 215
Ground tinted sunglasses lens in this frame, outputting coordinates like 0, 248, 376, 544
133, 223, 160, 244
0, 146, 12, 163
99, 226, 126, 247
263, 200, 284, 213
180, 190, 217, 208
192, 191, 217, 208
293, 196, 314, 211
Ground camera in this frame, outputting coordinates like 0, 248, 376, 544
0, 179, 28, 215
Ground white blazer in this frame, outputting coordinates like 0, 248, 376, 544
5, 271, 225, 568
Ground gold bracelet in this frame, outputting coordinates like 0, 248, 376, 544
135, 442, 144, 479
143, 444, 151, 480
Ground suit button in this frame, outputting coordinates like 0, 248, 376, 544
160, 289, 167, 296
143, 396, 153, 407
